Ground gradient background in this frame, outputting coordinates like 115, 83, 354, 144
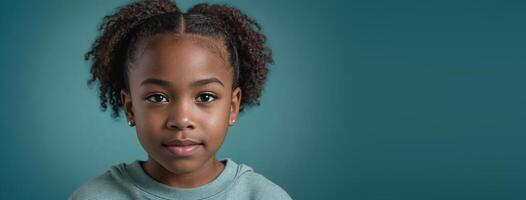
1, 0, 525, 199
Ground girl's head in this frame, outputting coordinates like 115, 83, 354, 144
85, 0, 272, 175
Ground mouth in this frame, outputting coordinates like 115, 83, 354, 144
162, 139, 203, 157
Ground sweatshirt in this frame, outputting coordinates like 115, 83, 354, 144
69, 158, 292, 200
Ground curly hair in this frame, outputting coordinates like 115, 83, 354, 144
85, 0, 273, 119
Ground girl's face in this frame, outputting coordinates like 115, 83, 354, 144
120, 33, 241, 176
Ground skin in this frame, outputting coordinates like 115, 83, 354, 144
120, 33, 242, 188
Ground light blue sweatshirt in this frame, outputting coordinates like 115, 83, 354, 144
69, 158, 292, 200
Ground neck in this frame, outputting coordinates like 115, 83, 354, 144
142, 156, 225, 188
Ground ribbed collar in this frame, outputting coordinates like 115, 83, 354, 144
124, 158, 238, 200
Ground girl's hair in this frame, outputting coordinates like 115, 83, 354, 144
85, 0, 273, 119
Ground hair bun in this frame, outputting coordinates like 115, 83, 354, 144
85, 0, 181, 118
187, 3, 273, 111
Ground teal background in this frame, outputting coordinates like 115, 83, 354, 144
1, 0, 525, 199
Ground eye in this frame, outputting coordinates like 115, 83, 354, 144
196, 93, 217, 103
146, 94, 169, 103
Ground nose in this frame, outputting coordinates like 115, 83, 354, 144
166, 99, 195, 131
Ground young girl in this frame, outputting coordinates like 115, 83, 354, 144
70, 0, 291, 199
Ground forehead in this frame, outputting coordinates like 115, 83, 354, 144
128, 33, 233, 87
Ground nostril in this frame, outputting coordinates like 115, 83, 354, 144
166, 119, 195, 130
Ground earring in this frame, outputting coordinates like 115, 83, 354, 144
229, 119, 236, 126
128, 120, 135, 127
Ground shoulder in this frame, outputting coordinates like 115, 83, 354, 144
69, 163, 133, 200
232, 162, 293, 200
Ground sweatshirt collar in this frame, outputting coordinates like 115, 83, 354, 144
124, 158, 238, 199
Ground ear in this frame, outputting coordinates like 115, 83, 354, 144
228, 87, 242, 126
120, 89, 134, 122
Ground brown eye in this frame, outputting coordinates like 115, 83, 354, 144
146, 94, 168, 103
196, 93, 217, 103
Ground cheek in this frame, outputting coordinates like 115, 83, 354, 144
200, 103, 230, 146
201, 100, 229, 125
135, 106, 166, 145
203, 109, 227, 128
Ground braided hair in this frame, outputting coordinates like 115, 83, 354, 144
85, 0, 273, 119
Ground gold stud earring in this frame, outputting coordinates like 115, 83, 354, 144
128, 120, 135, 127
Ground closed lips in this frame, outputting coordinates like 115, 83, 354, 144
163, 139, 203, 156
163, 139, 202, 146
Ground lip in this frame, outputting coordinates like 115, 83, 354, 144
163, 138, 202, 146
162, 139, 203, 157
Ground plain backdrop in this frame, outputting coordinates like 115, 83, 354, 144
1, 0, 525, 199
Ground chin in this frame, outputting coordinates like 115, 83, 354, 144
162, 157, 205, 174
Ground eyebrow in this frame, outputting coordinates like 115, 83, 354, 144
140, 77, 224, 88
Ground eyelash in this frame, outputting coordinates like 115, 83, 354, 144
145, 93, 218, 104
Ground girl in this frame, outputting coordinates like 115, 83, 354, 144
70, 0, 291, 199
